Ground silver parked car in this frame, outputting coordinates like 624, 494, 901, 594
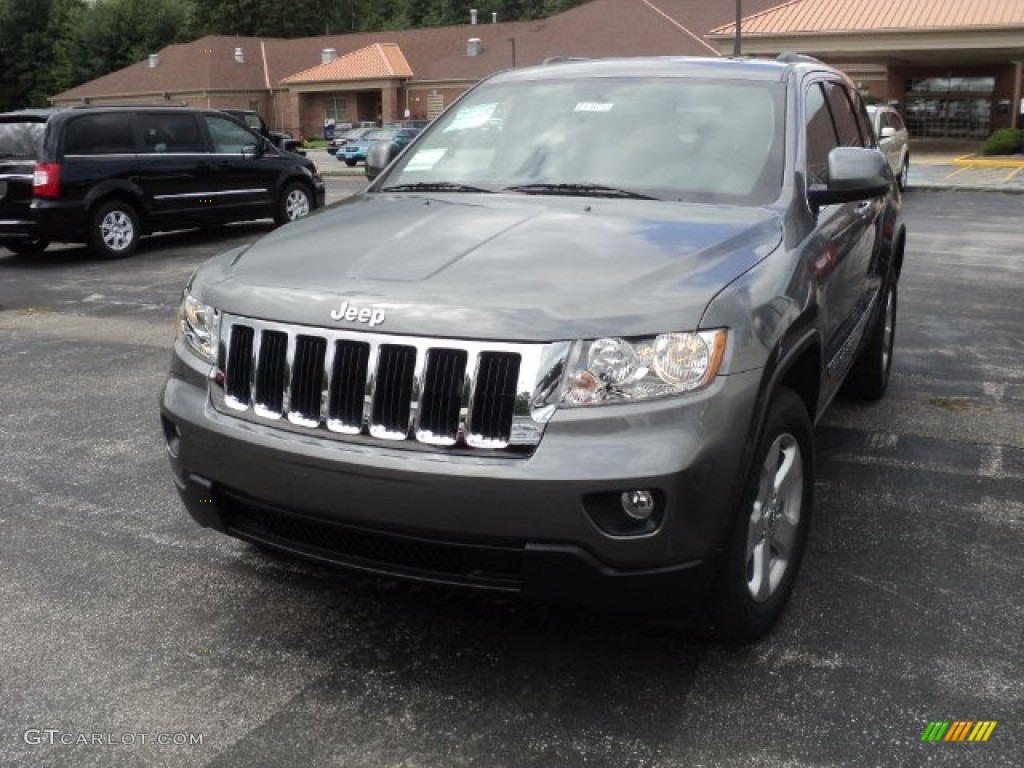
162, 54, 905, 643
867, 104, 910, 190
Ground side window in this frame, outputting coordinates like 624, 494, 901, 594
138, 113, 204, 154
890, 112, 906, 132
805, 82, 836, 186
824, 82, 865, 147
204, 115, 259, 154
63, 113, 135, 155
850, 91, 874, 147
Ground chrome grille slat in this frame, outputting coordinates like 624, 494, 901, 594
213, 314, 569, 455
370, 345, 416, 439
224, 325, 253, 408
253, 330, 287, 419
417, 349, 468, 445
327, 340, 370, 433
288, 335, 326, 426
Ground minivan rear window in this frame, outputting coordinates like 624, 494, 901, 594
64, 113, 135, 155
0, 121, 45, 159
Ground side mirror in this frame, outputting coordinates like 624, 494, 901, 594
808, 146, 891, 207
366, 141, 401, 180
879, 126, 896, 139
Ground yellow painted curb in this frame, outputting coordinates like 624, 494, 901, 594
952, 154, 1024, 169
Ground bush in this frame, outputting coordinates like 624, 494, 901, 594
982, 128, 1021, 156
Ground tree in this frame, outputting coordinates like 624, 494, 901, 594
51, 0, 190, 95
0, 0, 84, 109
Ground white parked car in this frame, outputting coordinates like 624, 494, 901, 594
867, 105, 910, 190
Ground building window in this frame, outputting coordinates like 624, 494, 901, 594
427, 93, 444, 119
324, 96, 348, 122
906, 77, 995, 94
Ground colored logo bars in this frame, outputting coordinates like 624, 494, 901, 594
921, 721, 997, 742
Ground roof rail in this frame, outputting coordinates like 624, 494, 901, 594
69, 102, 189, 109
541, 56, 590, 66
775, 52, 824, 65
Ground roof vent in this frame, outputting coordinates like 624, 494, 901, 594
322, 48, 337, 65
234, 47, 245, 63
470, 9, 478, 24
466, 38, 483, 57
148, 53, 160, 68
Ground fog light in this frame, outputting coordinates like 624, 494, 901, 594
621, 490, 655, 520
161, 415, 181, 458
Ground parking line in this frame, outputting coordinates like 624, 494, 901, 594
946, 167, 973, 178
1004, 167, 1022, 182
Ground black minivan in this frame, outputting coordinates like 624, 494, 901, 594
0, 106, 324, 258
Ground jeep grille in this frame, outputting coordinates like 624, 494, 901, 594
210, 314, 568, 454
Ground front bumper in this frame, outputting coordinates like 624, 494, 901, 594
160, 339, 762, 611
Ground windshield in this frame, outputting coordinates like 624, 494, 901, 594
364, 129, 399, 142
379, 77, 785, 204
0, 120, 45, 159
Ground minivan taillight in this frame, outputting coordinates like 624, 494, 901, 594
33, 162, 60, 199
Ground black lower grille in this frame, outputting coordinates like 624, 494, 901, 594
217, 489, 524, 590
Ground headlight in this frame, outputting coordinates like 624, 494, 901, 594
560, 330, 727, 406
178, 292, 220, 364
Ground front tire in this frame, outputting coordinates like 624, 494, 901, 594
898, 154, 910, 191
275, 182, 312, 226
709, 387, 814, 644
90, 200, 139, 258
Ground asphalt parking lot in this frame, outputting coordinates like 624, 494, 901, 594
1, 184, 1021, 767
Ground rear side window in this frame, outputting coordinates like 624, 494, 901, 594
138, 113, 205, 153
63, 113, 135, 155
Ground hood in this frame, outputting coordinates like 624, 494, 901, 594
199, 193, 782, 341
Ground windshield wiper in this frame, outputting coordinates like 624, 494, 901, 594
380, 181, 494, 193
503, 183, 658, 200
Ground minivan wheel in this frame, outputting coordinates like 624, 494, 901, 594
90, 200, 139, 258
4, 237, 50, 256
841, 281, 897, 401
276, 182, 312, 226
709, 387, 813, 644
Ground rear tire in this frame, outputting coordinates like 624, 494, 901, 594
345, 159, 356, 167
708, 387, 814, 644
841, 281, 897, 401
90, 200, 139, 258
4, 238, 50, 256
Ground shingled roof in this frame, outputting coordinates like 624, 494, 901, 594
52, 0, 782, 102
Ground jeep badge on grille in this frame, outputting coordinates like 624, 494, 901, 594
330, 301, 385, 327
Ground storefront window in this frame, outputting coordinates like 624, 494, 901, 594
906, 77, 995, 94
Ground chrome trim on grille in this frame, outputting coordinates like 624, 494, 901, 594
211, 314, 570, 454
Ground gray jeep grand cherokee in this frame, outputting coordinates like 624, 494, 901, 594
161, 55, 905, 642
